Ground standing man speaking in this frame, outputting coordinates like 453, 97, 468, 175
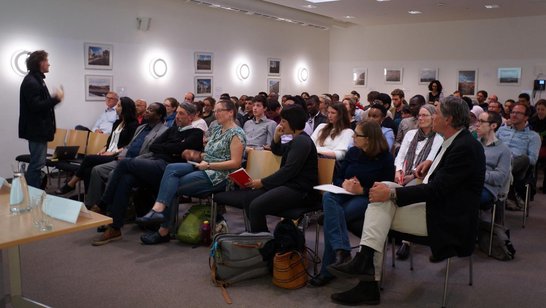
18, 50, 64, 188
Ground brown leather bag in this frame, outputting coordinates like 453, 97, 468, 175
272, 250, 309, 289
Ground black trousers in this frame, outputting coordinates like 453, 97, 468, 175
76, 155, 116, 191
242, 186, 308, 232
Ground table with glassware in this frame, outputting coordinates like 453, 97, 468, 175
0, 189, 112, 307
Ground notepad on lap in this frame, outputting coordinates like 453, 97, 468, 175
228, 168, 253, 188
313, 184, 355, 195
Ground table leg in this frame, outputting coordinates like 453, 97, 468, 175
7, 246, 49, 308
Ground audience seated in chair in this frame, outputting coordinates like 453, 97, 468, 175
327, 96, 485, 306
496, 102, 541, 206
393, 104, 443, 258
393, 95, 426, 153
529, 99, 546, 193
243, 95, 276, 151
476, 111, 512, 209
76, 91, 118, 134
310, 120, 394, 287
90, 102, 205, 246
163, 97, 180, 128
55, 97, 138, 195
135, 99, 147, 125
394, 104, 443, 187
366, 103, 395, 150
238, 105, 318, 232
84, 102, 168, 210
132, 100, 245, 245
311, 102, 354, 160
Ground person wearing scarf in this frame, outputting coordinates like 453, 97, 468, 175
392, 104, 444, 259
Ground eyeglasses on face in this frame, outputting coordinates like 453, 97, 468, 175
510, 111, 526, 116
354, 133, 367, 138
213, 109, 229, 113
418, 114, 431, 118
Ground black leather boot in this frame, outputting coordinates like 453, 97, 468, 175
330, 249, 352, 268
331, 280, 380, 305
327, 245, 375, 281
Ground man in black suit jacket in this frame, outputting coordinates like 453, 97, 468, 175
328, 96, 485, 306
306, 95, 327, 131
18, 50, 64, 188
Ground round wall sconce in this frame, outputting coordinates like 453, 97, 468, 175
11, 50, 30, 76
150, 58, 167, 78
237, 63, 250, 80
298, 67, 309, 82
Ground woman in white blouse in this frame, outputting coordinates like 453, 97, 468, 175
394, 104, 443, 186
311, 102, 354, 160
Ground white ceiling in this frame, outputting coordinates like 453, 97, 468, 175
261, 0, 546, 26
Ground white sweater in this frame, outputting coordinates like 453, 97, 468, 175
311, 123, 354, 160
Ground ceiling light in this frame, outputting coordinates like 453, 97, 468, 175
408, 10, 422, 14
344, 15, 355, 19
484, 4, 500, 9
306, 0, 338, 3
11, 50, 30, 76
437, 2, 446, 6
149, 58, 167, 79
376, 0, 391, 2
302, 4, 317, 8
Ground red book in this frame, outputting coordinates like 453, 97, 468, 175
228, 168, 253, 188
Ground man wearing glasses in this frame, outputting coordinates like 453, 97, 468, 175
497, 103, 540, 206
91, 91, 119, 134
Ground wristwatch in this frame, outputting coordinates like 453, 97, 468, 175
389, 188, 398, 203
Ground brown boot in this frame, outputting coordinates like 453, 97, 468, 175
92, 226, 121, 246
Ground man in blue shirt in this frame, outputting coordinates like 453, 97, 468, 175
497, 103, 540, 182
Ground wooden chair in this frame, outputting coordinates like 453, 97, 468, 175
65, 129, 89, 156
86, 132, 110, 155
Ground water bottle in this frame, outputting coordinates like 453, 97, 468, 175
10, 164, 30, 214
200, 220, 212, 246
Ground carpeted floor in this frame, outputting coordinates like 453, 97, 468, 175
3, 182, 546, 307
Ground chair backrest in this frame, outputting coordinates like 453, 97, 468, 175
86, 132, 110, 155
66, 129, 89, 155
317, 157, 335, 185
47, 128, 67, 150
245, 150, 282, 180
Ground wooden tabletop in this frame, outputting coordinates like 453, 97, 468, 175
0, 191, 112, 249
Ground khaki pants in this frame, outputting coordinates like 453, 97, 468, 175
359, 182, 428, 280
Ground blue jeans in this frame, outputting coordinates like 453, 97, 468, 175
320, 192, 369, 277
480, 188, 494, 209
156, 163, 226, 228
27, 141, 47, 188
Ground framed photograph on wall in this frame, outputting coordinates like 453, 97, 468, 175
419, 68, 438, 84
384, 68, 403, 84
194, 52, 213, 74
457, 69, 478, 96
85, 75, 113, 101
498, 67, 521, 86
267, 78, 281, 95
268, 58, 281, 76
353, 68, 367, 87
195, 76, 213, 96
84, 43, 113, 70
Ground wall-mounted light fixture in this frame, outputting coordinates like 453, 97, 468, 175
236, 63, 250, 80
11, 50, 30, 76
149, 58, 167, 78
298, 67, 309, 82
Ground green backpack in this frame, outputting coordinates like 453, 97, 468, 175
176, 204, 211, 244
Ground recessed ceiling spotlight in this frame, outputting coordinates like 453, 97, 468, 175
408, 10, 422, 14
303, 4, 317, 9
306, 0, 339, 3
376, 0, 391, 2
437, 2, 446, 6
344, 15, 356, 19
484, 4, 500, 9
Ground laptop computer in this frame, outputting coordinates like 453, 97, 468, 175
50, 146, 80, 161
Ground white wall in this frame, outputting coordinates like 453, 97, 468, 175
0, 0, 330, 177
329, 15, 546, 102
